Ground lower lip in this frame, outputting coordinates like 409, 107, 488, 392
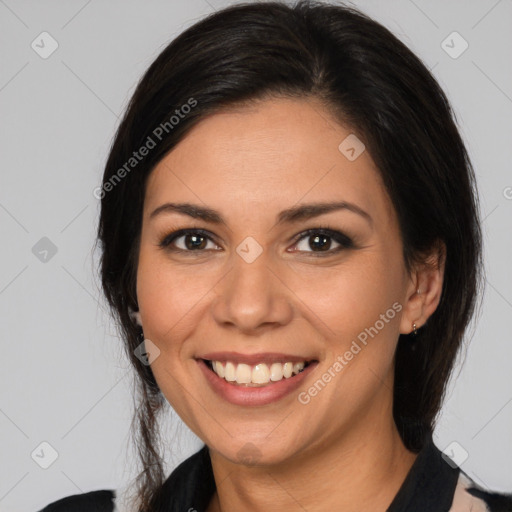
197, 359, 318, 406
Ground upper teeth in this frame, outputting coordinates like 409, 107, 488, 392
211, 361, 306, 385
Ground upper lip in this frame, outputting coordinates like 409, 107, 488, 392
198, 351, 317, 365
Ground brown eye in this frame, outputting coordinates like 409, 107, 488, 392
180, 233, 208, 250
159, 229, 220, 252
291, 228, 354, 256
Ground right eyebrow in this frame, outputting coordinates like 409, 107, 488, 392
150, 202, 226, 224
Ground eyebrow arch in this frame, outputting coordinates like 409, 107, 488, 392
149, 201, 373, 227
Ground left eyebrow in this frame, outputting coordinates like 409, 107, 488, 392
275, 201, 373, 227
149, 200, 373, 227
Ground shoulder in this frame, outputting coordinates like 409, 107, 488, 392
450, 472, 512, 512
37, 489, 115, 512
37, 446, 212, 512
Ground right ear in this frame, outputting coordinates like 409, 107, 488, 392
128, 307, 143, 327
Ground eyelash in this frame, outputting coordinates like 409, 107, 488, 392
157, 225, 355, 257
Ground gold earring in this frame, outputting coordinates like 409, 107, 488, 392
412, 323, 418, 336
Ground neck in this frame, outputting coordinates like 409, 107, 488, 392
207, 400, 418, 512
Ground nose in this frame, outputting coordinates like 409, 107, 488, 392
211, 250, 294, 335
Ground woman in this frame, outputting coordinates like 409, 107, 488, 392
39, 1, 512, 511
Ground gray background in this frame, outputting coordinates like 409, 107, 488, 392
0, 0, 511, 510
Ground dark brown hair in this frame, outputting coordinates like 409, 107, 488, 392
96, 1, 483, 509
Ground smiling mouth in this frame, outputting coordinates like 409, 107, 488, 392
203, 359, 316, 387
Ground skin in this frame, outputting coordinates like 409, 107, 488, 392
135, 97, 445, 512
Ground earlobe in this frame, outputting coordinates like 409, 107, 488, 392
399, 287, 423, 335
399, 241, 446, 335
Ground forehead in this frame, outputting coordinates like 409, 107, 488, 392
144, 97, 395, 227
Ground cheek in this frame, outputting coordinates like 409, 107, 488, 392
286, 257, 404, 408
136, 248, 218, 352
135, 250, 210, 422
288, 255, 403, 342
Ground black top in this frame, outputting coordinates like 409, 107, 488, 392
38, 435, 512, 511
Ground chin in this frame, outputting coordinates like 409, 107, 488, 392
207, 434, 305, 468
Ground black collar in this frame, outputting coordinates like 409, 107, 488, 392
158, 434, 459, 512
387, 434, 460, 511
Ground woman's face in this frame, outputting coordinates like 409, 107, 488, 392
136, 97, 425, 465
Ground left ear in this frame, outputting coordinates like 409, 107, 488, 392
399, 240, 446, 335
